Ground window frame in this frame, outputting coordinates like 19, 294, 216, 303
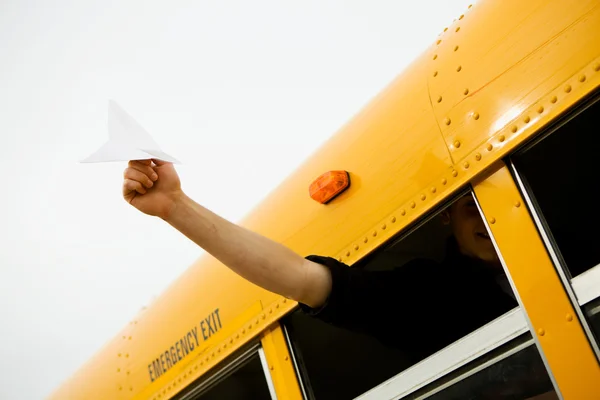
173, 342, 278, 400
508, 92, 600, 361
354, 308, 530, 400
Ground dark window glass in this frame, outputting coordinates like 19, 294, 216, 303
189, 352, 272, 400
285, 192, 519, 399
511, 96, 600, 278
418, 344, 556, 400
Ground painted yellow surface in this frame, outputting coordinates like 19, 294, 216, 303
261, 325, 303, 400
473, 165, 600, 399
49, 0, 600, 399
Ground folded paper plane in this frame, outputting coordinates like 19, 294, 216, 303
81, 100, 180, 163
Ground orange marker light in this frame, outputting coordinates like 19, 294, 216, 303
309, 171, 350, 204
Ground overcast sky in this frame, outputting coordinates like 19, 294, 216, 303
0, 0, 473, 398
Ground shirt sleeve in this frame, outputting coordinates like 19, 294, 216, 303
298, 254, 438, 346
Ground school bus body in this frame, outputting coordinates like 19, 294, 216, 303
49, 0, 600, 398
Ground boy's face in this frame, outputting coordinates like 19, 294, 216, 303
445, 195, 500, 266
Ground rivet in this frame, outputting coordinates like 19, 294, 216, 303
119, 387, 123, 391
441, 178, 447, 185
475, 153, 481, 161
122, 336, 126, 339
117, 368, 121, 372
125, 354, 129, 358
595, 63, 600, 71
128, 336, 132, 340
550, 95, 557, 103
200, 361, 204, 365
410, 201, 416, 208
564, 84, 571, 93
452, 170, 458, 177
472, 112, 479, 120
433, 71, 438, 77
437, 95, 442, 103
537, 106, 544, 113
459, 14, 465, 19
515, 201, 521, 208
538, 328, 545, 337
285, 356, 289, 361
444, 27, 448, 32
338, 257, 342, 262
464, 88, 469, 95
436, 39, 442, 45
363, 237, 368, 243
268, 309, 272, 314
456, 26, 460, 32
431, 187, 437, 193
134, 321, 137, 324
262, 314, 266, 319
454, 45, 459, 51
127, 371, 130, 375
487, 143, 493, 151
270, 366, 275, 370
454, 140, 461, 148
433, 54, 438, 60
499, 135, 506, 142
489, 217, 496, 224
391, 216, 397, 223
566, 314, 573, 322
420, 194, 426, 201
230, 338, 233, 344
579, 74, 586, 82
372, 231, 377, 237
444, 117, 451, 125
463, 162, 470, 169
382, 224, 387, 230
276, 303, 280, 308
400, 209, 406, 216
456, 65, 462, 72
524, 116, 530, 123
242, 328, 246, 333
354, 244, 359, 250
195, 365, 198, 370
346, 251, 351, 257
511, 126, 517, 133
468, 4, 472, 8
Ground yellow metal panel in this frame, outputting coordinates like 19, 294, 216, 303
431, 0, 600, 162
261, 324, 303, 400
473, 164, 600, 399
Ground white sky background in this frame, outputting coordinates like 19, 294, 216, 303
0, 0, 473, 398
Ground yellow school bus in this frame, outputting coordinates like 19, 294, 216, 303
50, 0, 600, 398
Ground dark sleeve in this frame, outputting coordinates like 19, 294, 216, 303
298, 255, 443, 347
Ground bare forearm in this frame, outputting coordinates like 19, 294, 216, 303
164, 193, 330, 306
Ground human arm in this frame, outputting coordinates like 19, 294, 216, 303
122, 159, 332, 307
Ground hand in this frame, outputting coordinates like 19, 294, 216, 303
122, 159, 182, 219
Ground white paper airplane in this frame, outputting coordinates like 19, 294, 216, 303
81, 100, 180, 163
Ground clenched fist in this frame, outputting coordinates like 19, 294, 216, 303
122, 159, 182, 219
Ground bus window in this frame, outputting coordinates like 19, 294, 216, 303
511, 94, 600, 353
584, 297, 600, 346
174, 346, 275, 400
284, 191, 520, 399
511, 96, 600, 279
408, 337, 557, 400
